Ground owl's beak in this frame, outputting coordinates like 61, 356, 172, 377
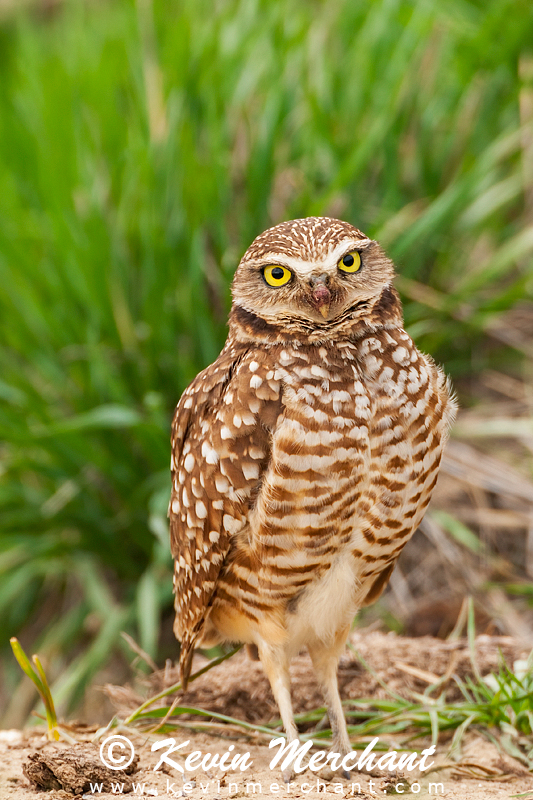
310, 275, 331, 319
316, 298, 330, 319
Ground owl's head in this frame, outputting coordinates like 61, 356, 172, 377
230, 217, 401, 342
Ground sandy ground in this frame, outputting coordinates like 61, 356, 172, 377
2, 631, 532, 799
1, 727, 532, 799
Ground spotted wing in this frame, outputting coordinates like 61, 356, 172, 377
169, 344, 281, 683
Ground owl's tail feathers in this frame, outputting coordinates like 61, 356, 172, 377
178, 638, 196, 690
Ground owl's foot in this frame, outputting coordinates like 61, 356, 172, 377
282, 766, 295, 784
318, 765, 351, 781
317, 743, 352, 782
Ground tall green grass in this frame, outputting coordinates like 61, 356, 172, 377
0, 0, 532, 720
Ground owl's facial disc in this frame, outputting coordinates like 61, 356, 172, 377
231, 218, 397, 332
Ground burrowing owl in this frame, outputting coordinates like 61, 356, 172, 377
170, 217, 456, 759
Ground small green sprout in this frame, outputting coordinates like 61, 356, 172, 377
10, 637, 59, 741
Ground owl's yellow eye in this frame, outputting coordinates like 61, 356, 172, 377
263, 266, 292, 287
338, 251, 361, 273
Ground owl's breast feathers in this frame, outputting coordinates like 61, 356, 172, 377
170, 330, 456, 683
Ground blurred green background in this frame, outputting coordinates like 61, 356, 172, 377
1, 0, 533, 725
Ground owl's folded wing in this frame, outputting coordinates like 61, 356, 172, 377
169, 344, 282, 684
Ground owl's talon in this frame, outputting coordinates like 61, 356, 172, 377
282, 768, 294, 784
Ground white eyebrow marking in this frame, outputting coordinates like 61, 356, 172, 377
258, 239, 372, 277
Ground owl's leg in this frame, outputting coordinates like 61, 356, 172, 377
257, 642, 298, 782
308, 629, 352, 776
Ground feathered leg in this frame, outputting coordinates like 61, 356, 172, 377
258, 641, 298, 782
308, 627, 352, 772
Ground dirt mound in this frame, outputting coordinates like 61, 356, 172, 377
107, 630, 529, 723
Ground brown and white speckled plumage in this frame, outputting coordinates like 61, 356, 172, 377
170, 217, 456, 761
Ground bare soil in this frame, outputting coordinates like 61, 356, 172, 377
2, 631, 532, 799
118, 630, 531, 725
1, 727, 532, 799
